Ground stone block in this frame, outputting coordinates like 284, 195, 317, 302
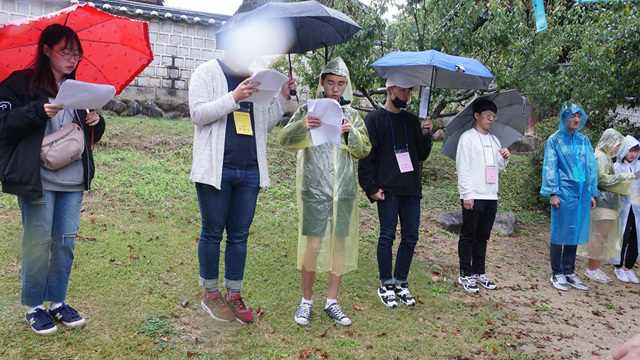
141, 101, 164, 118
204, 39, 215, 49
173, 24, 185, 34
161, 56, 173, 66
182, 69, 192, 79
170, 35, 181, 45
190, 48, 201, 58
185, 59, 195, 69
149, 32, 158, 43
156, 88, 189, 103
155, 44, 165, 54
193, 38, 204, 47
161, 23, 172, 32
149, 78, 161, 87
149, 21, 160, 32
174, 58, 183, 68
197, 27, 206, 37
156, 67, 168, 77
142, 67, 155, 76
158, 33, 169, 44
163, 79, 172, 88
175, 80, 186, 90
202, 49, 213, 59
103, 99, 127, 114
136, 77, 148, 86
186, 26, 196, 36
166, 45, 177, 56
179, 46, 189, 57
170, 68, 179, 78
121, 100, 142, 117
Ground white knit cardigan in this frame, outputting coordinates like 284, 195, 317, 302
189, 59, 288, 189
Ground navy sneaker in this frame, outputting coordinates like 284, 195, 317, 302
25, 308, 57, 335
49, 303, 86, 327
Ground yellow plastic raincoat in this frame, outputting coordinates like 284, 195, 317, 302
278, 58, 371, 275
578, 129, 634, 260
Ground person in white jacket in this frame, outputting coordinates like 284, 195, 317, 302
455, 99, 510, 293
612, 135, 640, 283
189, 50, 295, 324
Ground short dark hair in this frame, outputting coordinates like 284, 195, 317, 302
473, 99, 497, 115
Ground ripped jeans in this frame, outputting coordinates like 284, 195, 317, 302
18, 191, 82, 306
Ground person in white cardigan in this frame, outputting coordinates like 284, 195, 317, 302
455, 99, 510, 293
189, 51, 295, 324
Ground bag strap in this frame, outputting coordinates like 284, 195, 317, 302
74, 109, 95, 151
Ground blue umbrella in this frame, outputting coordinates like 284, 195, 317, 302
371, 50, 494, 114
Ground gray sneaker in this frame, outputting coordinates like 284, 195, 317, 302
550, 274, 568, 291
294, 302, 312, 325
322, 303, 351, 326
565, 274, 588, 291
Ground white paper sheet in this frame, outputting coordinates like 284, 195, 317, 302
245, 68, 289, 107
53, 80, 116, 110
308, 98, 343, 147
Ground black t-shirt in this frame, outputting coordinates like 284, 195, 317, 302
219, 60, 258, 170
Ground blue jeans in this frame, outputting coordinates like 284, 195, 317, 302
376, 194, 420, 285
550, 244, 577, 275
195, 167, 260, 290
19, 191, 83, 307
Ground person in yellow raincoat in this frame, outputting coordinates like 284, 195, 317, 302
578, 129, 634, 283
278, 58, 371, 326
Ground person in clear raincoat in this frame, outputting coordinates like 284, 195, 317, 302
541, 103, 597, 291
578, 128, 634, 283
612, 135, 640, 283
278, 58, 371, 327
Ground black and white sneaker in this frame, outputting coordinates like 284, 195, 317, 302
25, 308, 57, 335
377, 284, 398, 308
458, 276, 479, 293
294, 303, 312, 325
394, 283, 416, 306
472, 274, 497, 290
322, 303, 351, 326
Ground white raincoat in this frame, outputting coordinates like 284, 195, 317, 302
611, 135, 640, 265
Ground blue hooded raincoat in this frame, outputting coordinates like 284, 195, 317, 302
540, 104, 598, 245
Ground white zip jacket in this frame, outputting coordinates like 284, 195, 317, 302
189, 59, 288, 189
456, 128, 509, 200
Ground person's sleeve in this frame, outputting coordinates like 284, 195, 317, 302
596, 151, 633, 194
588, 142, 599, 197
342, 111, 371, 160
493, 135, 509, 171
188, 65, 239, 127
0, 79, 48, 139
456, 134, 473, 200
277, 105, 313, 151
358, 113, 379, 199
540, 138, 558, 197
416, 117, 432, 161
265, 92, 288, 132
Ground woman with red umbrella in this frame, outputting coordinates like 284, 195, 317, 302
0, 24, 106, 335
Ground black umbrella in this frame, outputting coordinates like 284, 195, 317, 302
215, 0, 361, 96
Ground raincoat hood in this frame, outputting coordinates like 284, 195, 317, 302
617, 135, 640, 164
596, 128, 624, 157
316, 57, 353, 104
559, 103, 588, 134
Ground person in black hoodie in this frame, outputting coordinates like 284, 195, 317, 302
0, 24, 105, 335
358, 72, 432, 308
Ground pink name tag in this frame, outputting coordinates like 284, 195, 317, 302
395, 150, 414, 173
486, 166, 497, 183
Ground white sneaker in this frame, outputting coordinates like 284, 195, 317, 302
585, 269, 609, 283
596, 268, 612, 283
615, 267, 630, 283
626, 269, 640, 284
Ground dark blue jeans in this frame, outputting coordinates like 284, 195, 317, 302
458, 199, 497, 277
550, 244, 577, 275
195, 167, 260, 291
376, 194, 420, 285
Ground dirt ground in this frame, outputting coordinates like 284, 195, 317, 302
414, 210, 640, 360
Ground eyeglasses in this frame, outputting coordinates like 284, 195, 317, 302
50, 48, 83, 61
325, 80, 347, 89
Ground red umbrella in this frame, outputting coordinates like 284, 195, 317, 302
0, 3, 153, 95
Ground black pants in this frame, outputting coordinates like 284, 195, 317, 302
618, 209, 639, 270
458, 199, 497, 277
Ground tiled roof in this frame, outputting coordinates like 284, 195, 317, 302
70, 0, 230, 25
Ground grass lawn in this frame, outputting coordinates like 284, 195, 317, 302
0, 116, 543, 359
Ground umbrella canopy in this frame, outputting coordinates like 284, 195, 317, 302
215, 0, 361, 56
371, 50, 494, 90
0, 3, 153, 95
440, 89, 532, 160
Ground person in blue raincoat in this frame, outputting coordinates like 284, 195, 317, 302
540, 103, 597, 291
612, 135, 640, 283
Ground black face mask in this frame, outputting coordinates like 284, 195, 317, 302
391, 89, 408, 109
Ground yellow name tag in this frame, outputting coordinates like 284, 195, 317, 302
233, 111, 253, 136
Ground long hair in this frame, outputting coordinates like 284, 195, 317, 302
29, 24, 83, 99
